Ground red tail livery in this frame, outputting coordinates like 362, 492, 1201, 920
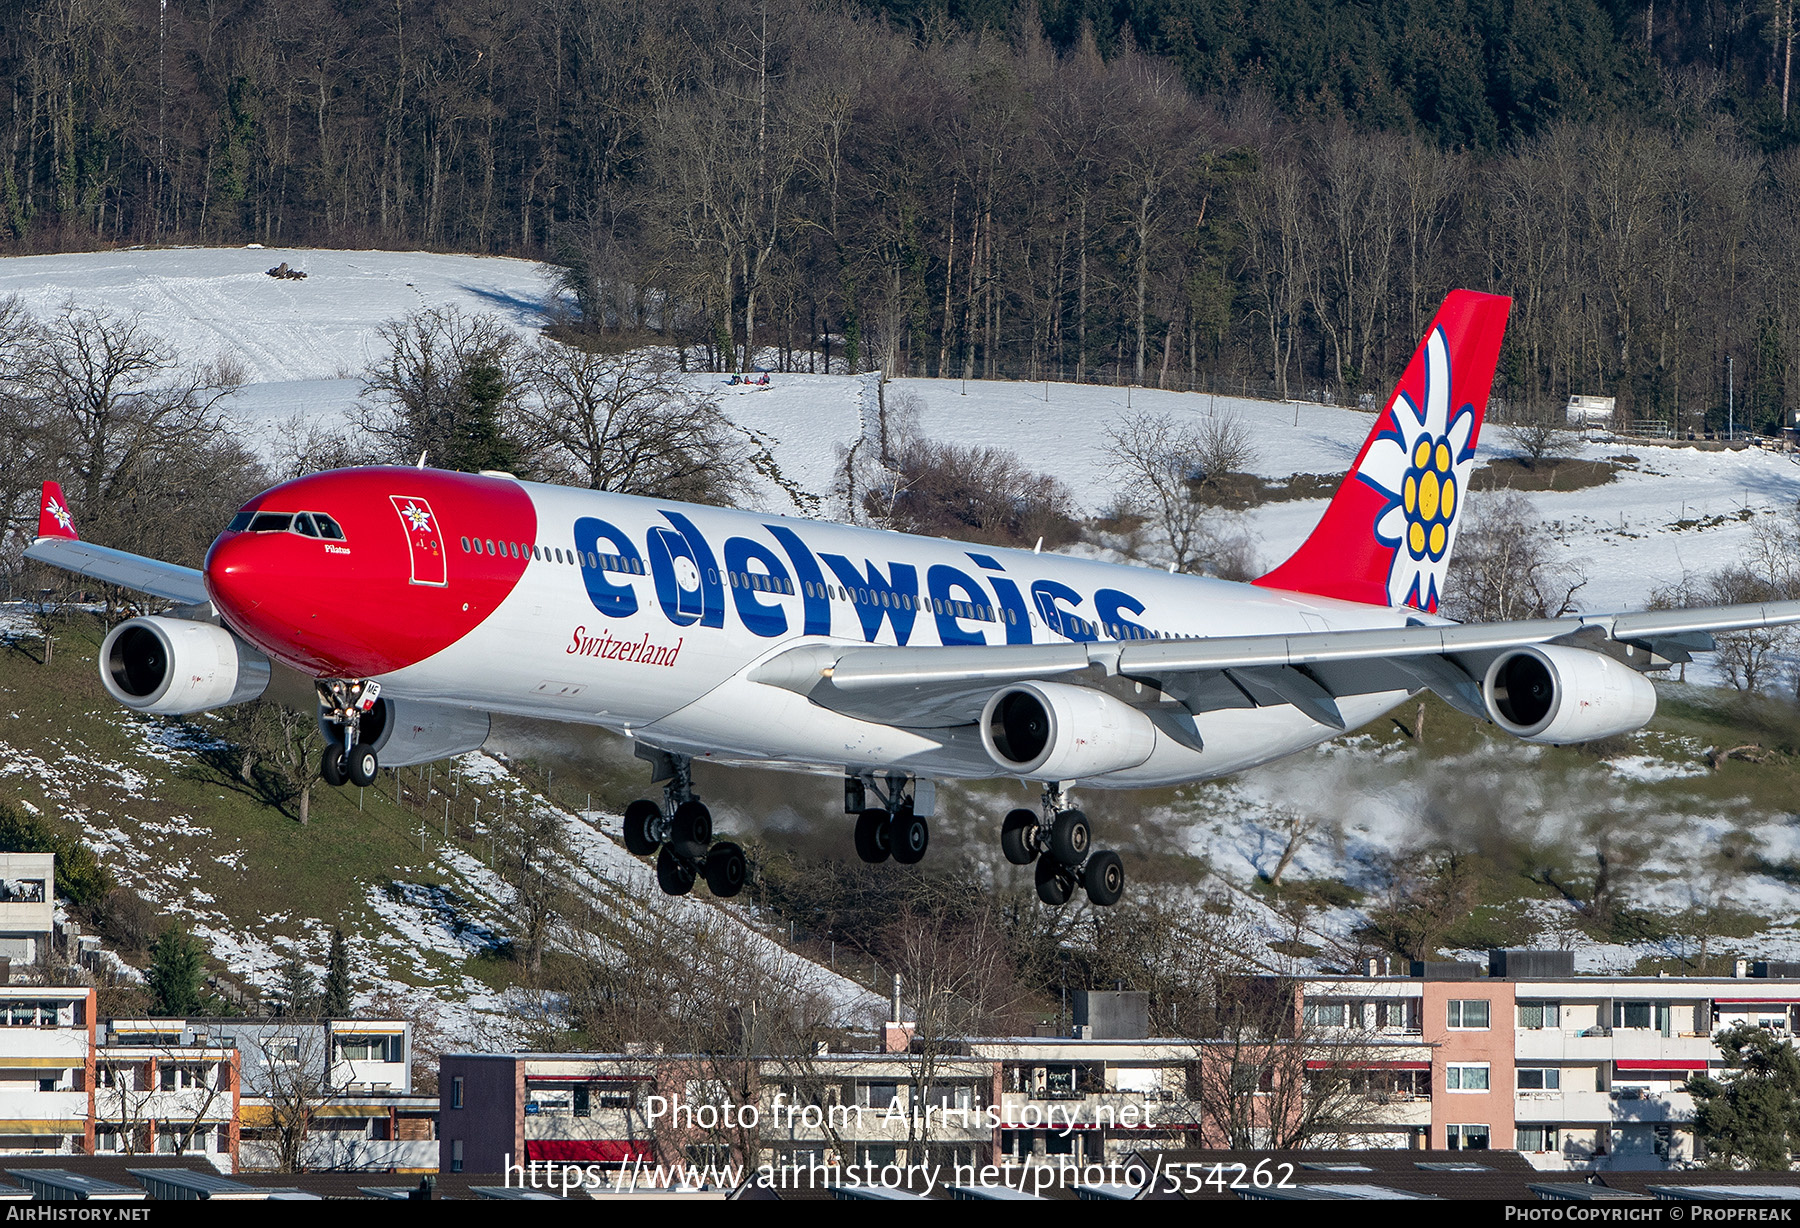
1256, 289, 1512, 612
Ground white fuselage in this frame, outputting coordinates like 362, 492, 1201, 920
382, 481, 1417, 787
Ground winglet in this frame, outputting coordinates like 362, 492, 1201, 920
36, 482, 78, 541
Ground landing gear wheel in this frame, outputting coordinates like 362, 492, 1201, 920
890, 810, 929, 865
671, 800, 713, 859
853, 808, 893, 864
346, 744, 379, 788
1035, 855, 1075, 906
321, 744, 348, 788
704, 842, 748, 897
1049, 809, 1091, 866
656, 846, 696, 896
1001, 809, 1039, 865
622, 800, 662, 856
1083, 850, 1125, 907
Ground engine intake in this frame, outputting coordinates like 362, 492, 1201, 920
1482, 644, 1658, 744
318, 697, 490, 768
980, 681, 1156, 780
100, 616, 270, 715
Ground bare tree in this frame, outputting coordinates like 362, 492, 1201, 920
1265, 806, 1324, 888
246, 1028, 344, 1173
496, 802, 573, 979
355, 306, 527, 473
1103, 410, 1259, 575
1504, 403, 1577, 469
522, 342, 750, 505
1442, 490, 1587, 622
880, 906, 1026, 1155
97, 1043, 234, 1159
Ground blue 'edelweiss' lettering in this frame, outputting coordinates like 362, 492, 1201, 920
569, 518, 1145, 648
821, 554, 919, 645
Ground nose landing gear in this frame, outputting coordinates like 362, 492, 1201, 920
1005, 785, 1125, 908
622, 747, 747, 898
317, 680, 383, 788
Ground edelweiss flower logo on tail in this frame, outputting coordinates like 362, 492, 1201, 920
1353, 326, 1477, 613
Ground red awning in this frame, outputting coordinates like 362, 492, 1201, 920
1613, 1060, 1708, 1072
526, 1140, 652, 1163
1304, 1060, 1430, 1071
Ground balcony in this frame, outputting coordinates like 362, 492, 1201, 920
1607, 1088, 1694, 1124
1513, 1090, 1614, 1123
0, 1030, 87, 1063
1513, 1029, 1716, 1064
0, 1089, 86, 1123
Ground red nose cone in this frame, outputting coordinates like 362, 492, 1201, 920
205, 468, 536, 679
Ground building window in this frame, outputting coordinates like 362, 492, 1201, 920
451, 1139, 463, 1173
859, 1082, 899, 1110
1304, 1001, 1350, 1027
1379, 1000, 1416, 1030
1516, 1127, 1557, 1152
1447, 1000, 1490, 1029
1517, 1068, 1561, 1091
1614, 1001, 1652, 1030
1446, 1124, 1490, 1151
573, 1086, 590, 1118
451, 1076, 463, 1110
336, 1036, 396, 1062
1517, 1001, 1560, 1029
268, 1038, 299, 1064
1445, 1064, 1490, 1092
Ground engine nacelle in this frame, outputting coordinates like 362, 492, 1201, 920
980, 680, 1157, 780
318, 697, 490, 768
1483, 644, 1658, 744
100, 616, 271, 715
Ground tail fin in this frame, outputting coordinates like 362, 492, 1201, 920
1253, 289, 1511, 613
36, 482, 78, 541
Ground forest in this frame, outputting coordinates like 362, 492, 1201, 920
3, 0, 1800, 430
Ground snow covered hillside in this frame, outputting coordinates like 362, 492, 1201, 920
8, 246, 1800, 990
7, 245, 1798, 618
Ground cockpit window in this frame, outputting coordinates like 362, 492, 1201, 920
247, 512, 294, 533
312, 513, 346, 541
228, 512, 254, 532
291, 513, 320, 537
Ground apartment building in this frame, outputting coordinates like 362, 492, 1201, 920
0, 984, 95, 1157
94, 1020, 239, 1169
1298, 949, 1800, 1170
439, 992, 1434, 1181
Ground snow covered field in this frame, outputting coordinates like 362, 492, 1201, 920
8, 245, 1799, 618
8, 246, 1800, 995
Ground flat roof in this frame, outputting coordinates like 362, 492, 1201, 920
126, 1169, 268, 1201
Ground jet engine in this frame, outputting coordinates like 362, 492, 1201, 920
1482, 644, 1658, 744
318, 697, 490, 768
100, 616, 271, 715
980, 681, 1157, 780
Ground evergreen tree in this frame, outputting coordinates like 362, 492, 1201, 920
455, 355, 520, 474
323, 927, 352, 1017
270, 956, 317, 1018
1687, 1024, 1800, 1169
146, 927, 208, 1017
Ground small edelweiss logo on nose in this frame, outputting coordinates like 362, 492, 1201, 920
400, 502, 432, 532
47, 499, 72, 531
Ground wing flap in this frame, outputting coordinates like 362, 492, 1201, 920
747, 599, 1800, 731
23, 538, 209, 607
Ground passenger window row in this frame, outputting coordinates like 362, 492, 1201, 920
452, 532, 1183, 642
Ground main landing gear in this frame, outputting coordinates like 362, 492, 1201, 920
622, 748, 747, 899
846, 772, 932, 867
1002, 785, 1125, 908
317, 679, 382, 789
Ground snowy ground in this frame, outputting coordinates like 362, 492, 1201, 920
8, 247, 1800, 988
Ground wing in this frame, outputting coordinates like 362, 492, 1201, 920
21, 480, 209, 607
22, 538, 209, 607
749, 601, 1800, 732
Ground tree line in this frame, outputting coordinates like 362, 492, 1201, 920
2, 1, 1799, 431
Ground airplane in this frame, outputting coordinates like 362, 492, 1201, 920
23, 289, 1800, 910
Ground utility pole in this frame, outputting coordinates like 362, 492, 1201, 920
1728, 354, 1735, 442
